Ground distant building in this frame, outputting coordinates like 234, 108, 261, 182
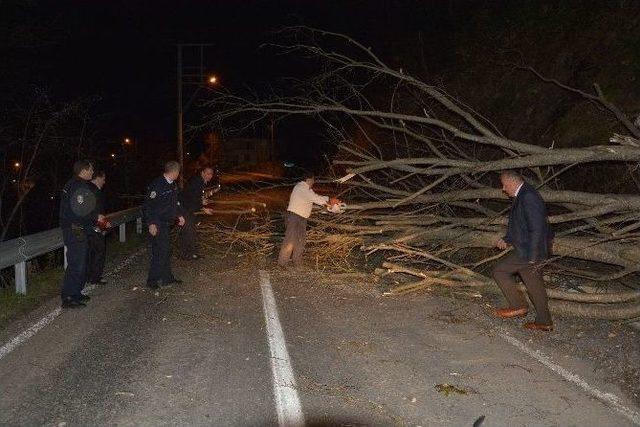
203, 133, 275, 171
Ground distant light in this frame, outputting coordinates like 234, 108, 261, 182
186, 152, 190, 155
124, 137, 131, 144
208, 75, 218, 84
111, 153, 116, 158
50, 196, 54, 200
12, 179, 17, 183
283, 162, 295, 168
14, 162, 21, 168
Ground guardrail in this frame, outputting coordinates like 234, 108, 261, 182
0, 207, 143, 295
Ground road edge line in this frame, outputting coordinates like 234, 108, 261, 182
0, 247, 146, 362
498, 328, 640, 426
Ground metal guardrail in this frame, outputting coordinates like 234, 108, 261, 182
0, 207, 143, 294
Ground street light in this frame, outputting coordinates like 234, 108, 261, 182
110, 153, 116, 159
208, 75, 218, 84
124, 137, 131, 145
14, 162, 21, 169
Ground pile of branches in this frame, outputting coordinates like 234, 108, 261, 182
199, 212, 363, 271
204, 27, 640, 319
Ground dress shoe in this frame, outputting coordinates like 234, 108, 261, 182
495, 307, 529, 319
524, 322, 554, 332
79, 294, 91, 302
62, 299, 86, 309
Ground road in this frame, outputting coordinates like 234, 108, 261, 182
1, 244, 638, 426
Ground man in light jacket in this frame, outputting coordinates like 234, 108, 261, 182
277, 173, 339, 267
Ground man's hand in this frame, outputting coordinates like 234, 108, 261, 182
202, 208, 214, 215
177, 216, 186, 226
495, 238, 508, 250
148, 224, 158, 236
327, 197, 342, 207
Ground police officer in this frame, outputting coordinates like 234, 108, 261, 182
144, 161, 185, 289
60, 160, 104, 308
178, 166, 214, 260
86, 169, 107, 286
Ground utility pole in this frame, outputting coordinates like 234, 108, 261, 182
176, 43, 215, 187
176, 45, 184, 186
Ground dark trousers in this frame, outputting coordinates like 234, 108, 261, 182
277, 212, 307, 266
61, 227, 88, 301
147, 224, 175, 285
86, 232, 106, 283
492, 253, 552, 324
178, 212, 198, 258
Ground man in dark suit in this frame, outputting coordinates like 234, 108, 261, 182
178, 166, 214, 260
493, 170, 554, 331
86, 169, 107, 286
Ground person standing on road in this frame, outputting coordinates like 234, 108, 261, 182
59, 160, 104, 308
86, 169, 107, 286
277, 173, 340, 268
493, 170, 554, 331
144, 161, 185, 289
178, 166, 215, 260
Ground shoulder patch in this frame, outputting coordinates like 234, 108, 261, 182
77, 194, 84, 204
150, 191, 157, 199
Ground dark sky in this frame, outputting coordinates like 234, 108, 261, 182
3, 1, 459, 148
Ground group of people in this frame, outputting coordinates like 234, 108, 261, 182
58, 160, 215, 306
60, 159, 555, 331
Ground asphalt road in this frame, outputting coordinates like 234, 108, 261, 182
0, 249, 638, 426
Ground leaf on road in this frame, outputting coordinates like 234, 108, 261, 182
435, 383, 467, 396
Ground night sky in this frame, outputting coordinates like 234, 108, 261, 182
3, 0, 459, 152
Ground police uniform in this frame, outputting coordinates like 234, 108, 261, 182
59, 176, 97, 304
143, 175, 182, 287
86, 181, 106, 284
178, 175, 206, 259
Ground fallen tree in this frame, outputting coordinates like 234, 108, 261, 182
203, 27, 640, 319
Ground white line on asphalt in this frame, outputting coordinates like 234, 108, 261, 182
0, 247, 146, 362
259, 270, 305, 427
0, 308, 61, 360
499, 328, 640, 426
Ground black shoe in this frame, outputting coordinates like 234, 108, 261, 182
79, 294, 91, 302
62, 299, 86, 308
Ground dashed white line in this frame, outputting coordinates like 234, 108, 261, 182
498, 328, 640, 426
259, 270, 305, 427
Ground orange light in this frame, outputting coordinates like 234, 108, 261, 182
124, 137, 131, 144
14, 162, 21, 168
208, 75, 218, 84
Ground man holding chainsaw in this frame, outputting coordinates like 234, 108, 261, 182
178, 166, 215, 260
277, 173, 341, 268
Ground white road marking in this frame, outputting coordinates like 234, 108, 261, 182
0, 247, 146, 362
259, 270, 305, 427
499, 328, 640, 426
0, 308, 62, 360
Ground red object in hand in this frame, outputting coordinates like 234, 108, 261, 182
328, 197, 342, 206
96, 218, 111, 231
